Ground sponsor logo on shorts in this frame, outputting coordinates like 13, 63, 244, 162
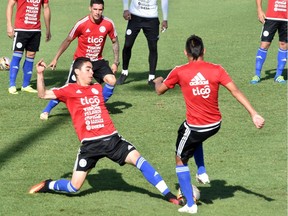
79, 159, 87, 167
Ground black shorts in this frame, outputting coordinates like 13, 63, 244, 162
261, 19, 288, 43
66, 59, 113, 84
12, 31, 41, 52
175, 121, 221, 161
125, 14, 160, 42
74, 134, 136, 172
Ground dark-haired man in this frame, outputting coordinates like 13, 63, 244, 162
40, 0, 119, 120
154, 34, 265, 214
29, 57, 183, 206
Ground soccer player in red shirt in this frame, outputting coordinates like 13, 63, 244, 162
250, 0, 287, 84
40, 0, 119, 120
6, 0, 51, 94
29, 57, 183, 206
154, 35, 265, 214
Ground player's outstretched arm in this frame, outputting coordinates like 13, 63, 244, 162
36, 59, 57, 100
49, 36, 73, 70
154, 77, 169, 95
224, 81, 265, 129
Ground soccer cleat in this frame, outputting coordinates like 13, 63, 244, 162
168, 197, 186, 206
148, 80, 155, 87
40, 112, 49, 120
8, 86, 18, 94
177, 187, 198, 203
165, 192, 185, 206
196, 173, 210, 184
116, 74, 128, 85
178, 204, 198, 214
274, 76, 286, 84
250, 75, 260, 84
29, 179, 52, 194
21, 85, 37, 93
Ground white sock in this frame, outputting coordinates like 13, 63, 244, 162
148, 74, 155, 81
122, 70, 128, 75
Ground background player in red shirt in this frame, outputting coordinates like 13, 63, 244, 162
28, 57, 183, 206
6, 0, 51, 94
250, 0, 287, 84
40, 0, 119, 120
154, 35, 265, 214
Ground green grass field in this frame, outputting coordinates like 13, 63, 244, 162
0, 0, 287, 215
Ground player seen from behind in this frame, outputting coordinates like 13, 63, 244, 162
154, 34, 265, 214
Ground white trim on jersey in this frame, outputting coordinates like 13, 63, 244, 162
69, 16, 90, 38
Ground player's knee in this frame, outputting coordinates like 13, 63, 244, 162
104, 74, 116, 86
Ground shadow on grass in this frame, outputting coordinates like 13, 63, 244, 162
0, 115, 70, 168
175, 179, 274, 205
262, 68, 287, 81
58, 169, 164, 201
106, 101, 133, 114
30, 69, 69, 87
115, 69, 171, 85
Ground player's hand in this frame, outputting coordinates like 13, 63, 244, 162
161, 20, 168, 33
111, 63, 118, 74
36, 59, 47, 74
252, 114, 265, 129
123, 10, 131, 20
46, 31, 52, 42
257, 10, 266, 24
7, 26, 14, 39
48, 59, 57, 70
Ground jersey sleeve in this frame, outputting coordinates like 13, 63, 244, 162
69, 18, 85, 40
163, 66, 180, 89
218, 65, 232, 86
52, 85, 69, 103
108, 20, 117, 40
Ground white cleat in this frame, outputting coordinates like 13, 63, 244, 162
40, 112, 49, 120
196, 173, 210, 184
178, 204, 198, 214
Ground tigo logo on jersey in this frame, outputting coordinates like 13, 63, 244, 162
190, 72, 211, 99
80, 96, 100, 106
88, 36, 104, 45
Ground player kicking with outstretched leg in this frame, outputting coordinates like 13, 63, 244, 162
29, 57, 183, 206
154, 34, 265, 214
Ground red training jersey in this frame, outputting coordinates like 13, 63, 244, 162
266, 0, 287, 21
14, 0, 49, 31
163, 61, 232, 126
69, 15, 117, 61
52, 83, 117, 143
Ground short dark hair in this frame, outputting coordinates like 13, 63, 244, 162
90, 0, 104, 7
185, 35, 204, 60
72, 57, 91, 74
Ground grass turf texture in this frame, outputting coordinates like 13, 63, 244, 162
0, 0, 286, 215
